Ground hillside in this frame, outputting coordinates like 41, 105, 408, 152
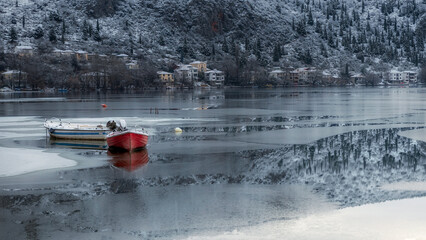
1, 0, 426, 78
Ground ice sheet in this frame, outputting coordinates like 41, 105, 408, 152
382, 182, 426, 191
398, 128, 426, 142
187, 197, 426, 240
0, 147, 76, 177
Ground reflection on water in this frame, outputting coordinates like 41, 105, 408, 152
108, 148, 149, 172
49, 138, 107, 150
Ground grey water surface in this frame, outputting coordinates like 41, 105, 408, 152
1, 87, 426, 239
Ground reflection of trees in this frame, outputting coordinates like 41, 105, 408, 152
247, 127, 426, 206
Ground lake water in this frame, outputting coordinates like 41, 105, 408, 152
1, 87, 426, 239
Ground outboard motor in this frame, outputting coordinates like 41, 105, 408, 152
118, 119, 127, 131
107, 120, 117, 131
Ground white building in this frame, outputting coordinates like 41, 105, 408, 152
296, 67, 318, 84
389, 70, 403, 82
126, 61, 139, 70
15, 46, 34, 56
269, 69, 286, 79
402, 71, 417, 82
205, 69, 225, 87
174, 65, 198, 84
388, 70, 417, 83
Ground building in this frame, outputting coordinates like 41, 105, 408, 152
387, 70, 417, 83
126, 61, 139, 70
174, 65, 198, 85
322, 73, 337, 85
402, 71, 417, 83
53, 49, 74, 57
205, 69, 225, 87
288, 70, 299, 85
116, 54, 129, 62
388, 70, 403, 83
296, 67, 319, 84
351, 73, 366, 85
269, 69, 286, 80
14, 46, 34, 57
75, 50, 88, 61
1, 70, 28, 89
157, 71, 174, 87
189, 61, 207, 73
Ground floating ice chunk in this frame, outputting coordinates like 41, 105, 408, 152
0, 147, 76, 177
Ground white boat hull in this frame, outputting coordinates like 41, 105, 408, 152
48, 128, 109, 140
44, 119, 111, 140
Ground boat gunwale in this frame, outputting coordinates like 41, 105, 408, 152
107, 130, 148, 139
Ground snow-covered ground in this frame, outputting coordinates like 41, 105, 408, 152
186, 197, 426, 240
0, 147, 76, 177
398, 129, 426, 143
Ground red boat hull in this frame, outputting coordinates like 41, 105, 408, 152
107, 131, 148, 151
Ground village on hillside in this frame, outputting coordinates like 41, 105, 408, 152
0, 45, 421, 92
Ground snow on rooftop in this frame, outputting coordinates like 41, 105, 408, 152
15, 46, 33, 50
157, 71, 172, 74
206, 69, 223, 74
2, 70, 22, 74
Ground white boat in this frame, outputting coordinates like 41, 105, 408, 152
44, 118, 111, 140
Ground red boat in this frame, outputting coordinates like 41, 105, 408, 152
108, 148, 149, 172
107, 130, 148, 152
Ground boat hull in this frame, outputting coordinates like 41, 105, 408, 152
107, 131, 148, 151
50, 139, 108, 149
48, 128, 109, 140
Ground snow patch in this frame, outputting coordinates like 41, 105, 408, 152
186, 197, 426, 240
0, 147, 76, 177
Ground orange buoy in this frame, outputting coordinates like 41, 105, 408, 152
101, 104, 107, 108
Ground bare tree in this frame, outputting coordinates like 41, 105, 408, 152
365, 72, 381, 86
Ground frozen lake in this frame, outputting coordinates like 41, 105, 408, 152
1, 87, 426, 239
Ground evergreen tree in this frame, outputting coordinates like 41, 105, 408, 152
138, 34, 142, 45
49, 28, 57, 42
61, 21, 66, 43
245, 37, 250, 51
256, 38, 262, 52
82, 20, 88, 40
33, 26, 44, 39
22, 16, 25, 28
129, 33, 134, 55
222, 37, 229, 53
296, 20, 307, 36
315, 20, 322, 33
159, 35, 165, 46
212, 43, 216, 56
273, 44, 281, 62
88, 24, 93, 37
362, 0, 365, 13
96, 19, 100, 32
308, 10, 314, 25
9, 27, 17, 43
179, 38, 188, 62
93, 30, 102, 42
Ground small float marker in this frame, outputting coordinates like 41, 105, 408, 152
101, 104, 107, 108
174, 127, 183, 133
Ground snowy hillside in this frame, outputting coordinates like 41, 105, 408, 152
0, 0, 425, 73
